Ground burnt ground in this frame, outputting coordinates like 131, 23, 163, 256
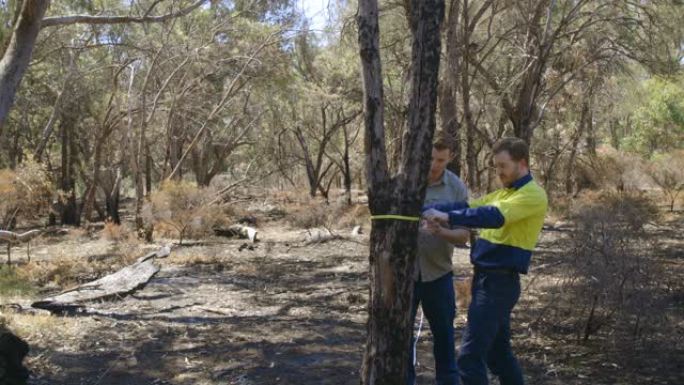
1, 213, 683, 385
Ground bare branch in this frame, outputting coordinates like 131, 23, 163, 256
41, 0, 209, 29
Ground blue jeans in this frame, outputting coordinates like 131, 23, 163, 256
407, 272, 459, 385
457, 271, 524, 385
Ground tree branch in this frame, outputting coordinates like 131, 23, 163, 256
41, 0, 209, 29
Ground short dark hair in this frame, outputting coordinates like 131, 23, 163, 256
433, 131, 454, 152
492, 137, 529, 165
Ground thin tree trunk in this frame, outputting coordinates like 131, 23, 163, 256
342, 125, 353, 205
461, 1, 478, 188
134, 51, 158, 237
106, 193, 121, 224
35, 49, 80, 161
81, 141, 102, 223
440, 0, 462, 176
0, 0, 50, 132
511, 0, 557, 144
105, 168, 122, 224
585, 108, 595, 156
60, 115, 79, 226
145, 147, 152, 195
293, 126, 319, 197
609, 118, 620, 150
565, 101, 588, 194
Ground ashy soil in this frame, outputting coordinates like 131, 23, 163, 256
1, 213, 682, 385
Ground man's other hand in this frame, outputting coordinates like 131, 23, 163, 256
423, 208, 449, 225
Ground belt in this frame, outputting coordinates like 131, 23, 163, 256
474, 266, 518, 275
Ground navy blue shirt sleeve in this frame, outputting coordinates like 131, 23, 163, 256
447, 206, 505, 229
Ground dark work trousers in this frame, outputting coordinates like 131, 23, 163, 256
457, 270, 524, 385
407, 271, 459, 385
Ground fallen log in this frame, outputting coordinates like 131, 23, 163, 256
31, 246, 171, 313
352, 225, 363, 236
0, 229, 43, 264
0, 230, 42, 243
303, 226, 367, 245
213, 224, 258, 242
303, 229, 340, 245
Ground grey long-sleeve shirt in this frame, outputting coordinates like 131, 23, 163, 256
416, 170, 468, 282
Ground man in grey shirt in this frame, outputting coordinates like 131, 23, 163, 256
407, 135, 469, 385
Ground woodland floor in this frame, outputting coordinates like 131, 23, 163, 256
1, 203, 682, 385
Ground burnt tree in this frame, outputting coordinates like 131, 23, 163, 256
358, 0, 445, 383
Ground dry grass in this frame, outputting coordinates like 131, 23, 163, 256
0, 310, 96, 379
64, 227, 90, 241
143, 180, 223, 243
166, 250, 225, 266
0, 155, 56, 226
454, 277, 472, 310
268, 187, 313, 204
101, 220, 135, 242
335, 203, 370, 229
0, 266, 37, 298
286, 199, 370, 231
0, 310, 87, 343
15, 242, 143, 289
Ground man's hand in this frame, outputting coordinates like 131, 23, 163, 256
423, 218, 444, 237
422, 208, 449, 225
420, 218, 470, 245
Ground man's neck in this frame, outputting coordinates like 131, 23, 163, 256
507, 170, 531, 188
429, 171, 444, 185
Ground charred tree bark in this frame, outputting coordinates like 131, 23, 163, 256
358, 0, 445, 383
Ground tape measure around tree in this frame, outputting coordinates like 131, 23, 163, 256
370, 214, 421, 222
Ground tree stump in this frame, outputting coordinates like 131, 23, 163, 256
0, 327, 29, 385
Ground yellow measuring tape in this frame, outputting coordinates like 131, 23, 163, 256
370, 215, 421, 222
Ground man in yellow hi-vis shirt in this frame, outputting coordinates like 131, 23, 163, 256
423, 137, 548, 385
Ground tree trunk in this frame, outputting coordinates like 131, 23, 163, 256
105, 185, 121, 224
358, 0, 445, 383
565, 100, 588, 194
35, 49, 79, 161
342, 125, 353, 205
293, 126, 319, 198
99, 166, 122, 224
191, 139, 211, 187
0, 326, 30, 384
585, 108, 595, 156
134, 54, 156, 237
145, 146, 152, 196
609, 118, 620, 150
440, 0, 462, 177
60, 116, 79, 226
80, 145, 102, 223
510, 0, 557, 145
0, 0, 50, 132
460, 1, 479, 188
167, 124, 184, 181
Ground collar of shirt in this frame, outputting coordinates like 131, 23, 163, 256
428, 171, 447, 187
510, 172, 533, 190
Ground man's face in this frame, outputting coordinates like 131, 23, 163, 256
493, 150, 526, 188
430, 148, 452, 181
